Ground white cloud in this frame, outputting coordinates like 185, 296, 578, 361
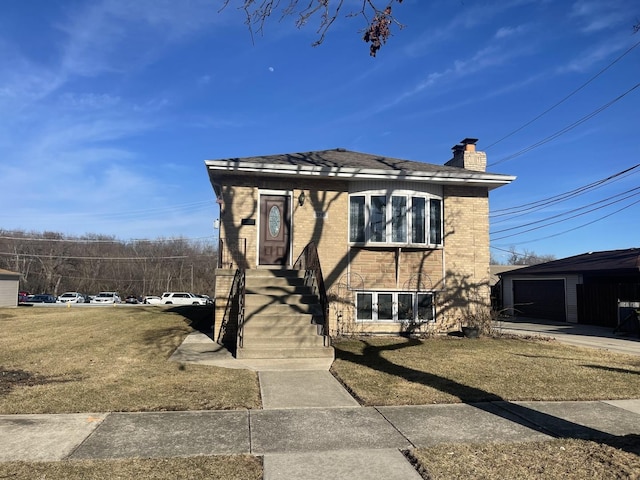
570, 0, 631, 33
494, 25, 527, 39
56, 0, 219, 78
558, 35, 635, 73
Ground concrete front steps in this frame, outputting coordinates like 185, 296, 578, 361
237, 269, 334, 360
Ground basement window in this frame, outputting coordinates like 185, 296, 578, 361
356, 291, 435, 322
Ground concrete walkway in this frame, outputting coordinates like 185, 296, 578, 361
2, 331, 640, 479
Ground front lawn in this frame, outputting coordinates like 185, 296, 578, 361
0, 306, 261, 414
331, 336, 640, 405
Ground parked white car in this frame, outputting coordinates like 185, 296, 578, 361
161, 292, 208, 305
57, 292, 86, 304
91, 292, 121, 304
142, 295, 163, 305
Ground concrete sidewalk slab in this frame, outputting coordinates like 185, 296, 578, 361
70, 411, 250, 460
259, 371, 359, 409
498, 400, 640, 439
250, 407, 411, 454
0, 413, 106, 461
604, 399, 640, 416
377, 403, 551, 447
263, 449, 423, 480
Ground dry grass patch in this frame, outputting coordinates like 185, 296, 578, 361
409, 437, 640, 480
0, 307, 260, 414
0, 455, 262, 480
331, 336, 640, 405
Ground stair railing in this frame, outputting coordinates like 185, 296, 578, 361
234, 268, 247, 349
218, 268, 246, 352
293, 242, 330, 346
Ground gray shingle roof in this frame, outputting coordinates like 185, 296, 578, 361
499, 248, 640, 276
221, 148, 463, 174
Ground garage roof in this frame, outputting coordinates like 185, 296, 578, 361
499, 248, 640, 276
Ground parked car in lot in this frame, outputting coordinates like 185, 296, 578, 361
27, 294, 57, 303
57, 292, 86, 304
142, 295, 162, 305
161, 292, 208, 305
18, 291, 30, 303
196, 294, 214, 305
90, 292, 121, 304
124, 295, 140, 304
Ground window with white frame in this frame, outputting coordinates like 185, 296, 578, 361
349, 193, 442, 246
356, 291, 435, 322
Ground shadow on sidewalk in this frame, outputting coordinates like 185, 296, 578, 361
335, 338, 640, 455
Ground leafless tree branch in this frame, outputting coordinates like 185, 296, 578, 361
220, 0, 404, 56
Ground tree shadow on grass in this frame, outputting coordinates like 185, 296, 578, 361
334, 338, 640, 455
0, 368, 77, 396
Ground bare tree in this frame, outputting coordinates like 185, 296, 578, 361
221, 0, 404, 57
504, 246, 556, 266
0, 229, 218, 297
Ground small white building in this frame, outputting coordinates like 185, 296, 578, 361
0, 268, 21, 307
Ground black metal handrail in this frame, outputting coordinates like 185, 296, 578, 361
294, 242, 329, 345
235, 269, 246, 349
217, 268, 246, 352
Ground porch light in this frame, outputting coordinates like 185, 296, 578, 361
298, 191, 306, 206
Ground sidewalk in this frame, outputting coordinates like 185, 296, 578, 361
2, 331, 640, 480
3, 400, 640, 477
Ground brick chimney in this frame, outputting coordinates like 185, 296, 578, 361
445, 138, 486, 172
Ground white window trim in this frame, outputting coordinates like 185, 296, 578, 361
356, 291, 436, 323
349, 190, 443, 247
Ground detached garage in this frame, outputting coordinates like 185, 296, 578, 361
512, 278, 567, 321
0, 268, 21, 307
498, 248, 640, 327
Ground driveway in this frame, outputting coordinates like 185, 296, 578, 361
494, 317, 640, 356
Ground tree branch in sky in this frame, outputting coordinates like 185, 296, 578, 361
220, 0, 404, 57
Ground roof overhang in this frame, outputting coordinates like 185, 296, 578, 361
205, 160, 516, 190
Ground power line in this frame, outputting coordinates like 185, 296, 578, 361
0, 199, 217, 222
489, 81, 640, 167
491, 186, 640, 236
0, 234, 218, 244
490, 163, 640, 219
484, 37, 640, 151
493, 197, 640, 245
0, 252, 200, 260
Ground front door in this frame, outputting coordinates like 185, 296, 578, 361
259, 195, 290, 266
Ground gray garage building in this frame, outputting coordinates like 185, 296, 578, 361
498, 248, 640, 328
0, 268, 21, 307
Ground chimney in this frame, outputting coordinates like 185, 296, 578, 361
445, 138, 486, 172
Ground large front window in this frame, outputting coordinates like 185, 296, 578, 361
349, 193, 442, 246
356, 291, 435, 322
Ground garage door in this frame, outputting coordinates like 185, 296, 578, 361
513, 279, 566, 321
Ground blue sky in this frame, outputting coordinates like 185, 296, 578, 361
0, 0, 638, 261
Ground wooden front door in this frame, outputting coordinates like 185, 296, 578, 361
259, 195, 290, 266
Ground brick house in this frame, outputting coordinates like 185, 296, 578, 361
205, 139, 515, 358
